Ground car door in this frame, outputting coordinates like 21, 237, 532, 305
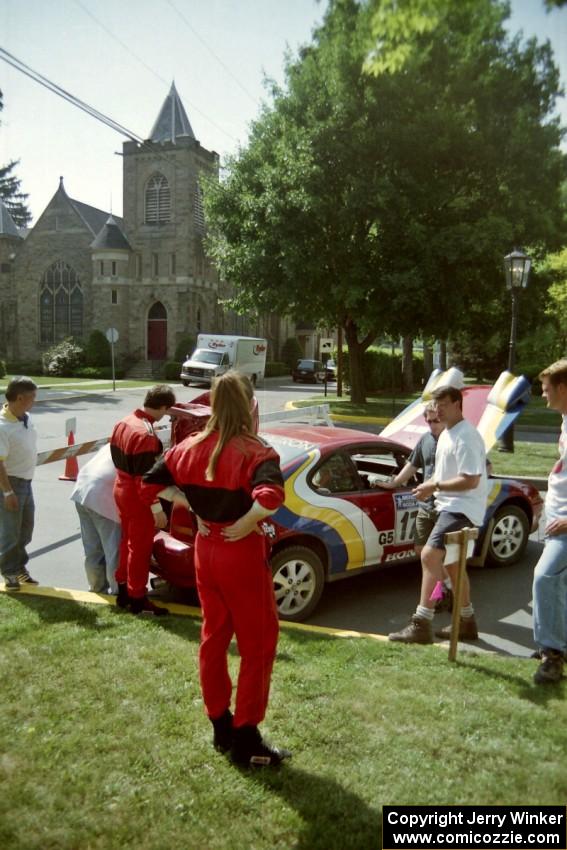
346, 445, 420, 566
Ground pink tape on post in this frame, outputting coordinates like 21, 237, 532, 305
429, 581, 445, 602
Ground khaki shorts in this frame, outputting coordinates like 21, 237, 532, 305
414, 508, 438, 547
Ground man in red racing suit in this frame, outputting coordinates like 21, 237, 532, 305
143, 372, 290, 767
110, 384, 176, 615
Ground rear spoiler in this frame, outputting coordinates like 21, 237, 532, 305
380, 368, 531, 453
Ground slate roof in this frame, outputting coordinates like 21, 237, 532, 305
150, 82, 195, 143
91, 215, 131, 251
69, 198, 124, 236
0, 199, 23, 239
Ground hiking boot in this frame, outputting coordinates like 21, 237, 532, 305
435, 616, 479, 641
4, 576, 20, 591
116, 582, 130, 609
534, 649, 564, 685
388, 616, 433, 644
211, 709, 233, 753
129, 596, 169, 616
16, 570, 39, 585
231, 725, 291, 768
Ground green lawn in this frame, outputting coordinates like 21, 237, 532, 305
1, 593, 565, 850
301, 391, 560, 428
488, 441, 558, 478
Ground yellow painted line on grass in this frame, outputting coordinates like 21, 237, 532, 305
283, 401, 388, 425
0, 584, 388, 642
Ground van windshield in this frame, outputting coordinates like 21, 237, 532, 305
191, 349, 223, 365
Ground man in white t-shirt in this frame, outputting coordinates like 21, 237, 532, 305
0, 377, 39, 590
532, 360, 567, 685
389, 385, 487, 644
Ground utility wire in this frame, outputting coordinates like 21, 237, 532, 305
72, 0, 241, 144
165, 0, 259, 106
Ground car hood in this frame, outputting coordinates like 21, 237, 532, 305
380, 368, 531, 453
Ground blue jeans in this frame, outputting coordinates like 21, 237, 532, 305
0, 477, 35, 579
532, 533, 567, 655
75, 503, 121, 594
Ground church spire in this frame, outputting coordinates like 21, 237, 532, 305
149, 82, 195, 143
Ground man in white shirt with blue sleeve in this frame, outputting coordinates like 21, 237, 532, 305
532, 360, 567, 685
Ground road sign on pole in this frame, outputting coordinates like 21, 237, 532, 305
320, 338, 333, 355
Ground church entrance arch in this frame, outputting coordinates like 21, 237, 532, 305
147, 301, 167, 360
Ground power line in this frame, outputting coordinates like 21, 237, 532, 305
71, 0, 242, 144
165, 0, 259, 106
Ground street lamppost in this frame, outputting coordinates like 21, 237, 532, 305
499, 248, 531, 453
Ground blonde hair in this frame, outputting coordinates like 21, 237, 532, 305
539, 359, 567, 387
193, 371, 259, 480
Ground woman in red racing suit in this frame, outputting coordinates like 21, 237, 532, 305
143, 372, 290, 767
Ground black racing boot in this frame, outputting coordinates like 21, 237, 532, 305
211, 709, 233, 753
230, 725, 291, 768
116, 582, 130, 609
129, 595, 169, 616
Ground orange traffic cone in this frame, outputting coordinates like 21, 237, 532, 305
59, 430, 79, 481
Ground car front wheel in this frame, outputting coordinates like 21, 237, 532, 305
271, 545, 325, 621
486, 505, 530, 567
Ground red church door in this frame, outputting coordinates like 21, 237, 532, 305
147, 302, 167, 359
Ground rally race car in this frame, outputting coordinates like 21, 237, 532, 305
151, 370, 543, 622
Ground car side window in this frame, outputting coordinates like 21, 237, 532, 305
311, 453, 361, 493
352, 450, 407, 487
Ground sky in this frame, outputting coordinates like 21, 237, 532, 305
1, 0, 566, 224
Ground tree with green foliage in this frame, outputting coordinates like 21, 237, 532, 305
205, 0, 565, 402
0, 91, 32, 227
280, 337, 303, 372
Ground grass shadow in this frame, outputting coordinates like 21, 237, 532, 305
459, 659, 566, 705
243, 764, 380, 850
5, 592, 103, 630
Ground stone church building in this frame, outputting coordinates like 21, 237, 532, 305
0, 84, 300, 372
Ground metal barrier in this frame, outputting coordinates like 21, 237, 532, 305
36, 404, 333, 467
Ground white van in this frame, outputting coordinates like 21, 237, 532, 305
180, 334, 268, 387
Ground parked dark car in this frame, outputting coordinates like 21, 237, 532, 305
292, 358, 326, 383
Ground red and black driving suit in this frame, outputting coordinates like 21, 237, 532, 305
110, 410, 163, 600
143, 431, 284, 727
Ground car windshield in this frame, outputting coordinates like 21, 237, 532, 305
191, 349, 223, 365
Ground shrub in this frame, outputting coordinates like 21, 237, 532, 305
42, 338, 85, 377
265, 361, 288, 378
341, 348, 424, 392
6, 361, 42, 376
74, 366, 125, 380
84, 330, 111, 367
164, 361, 183, 380
280, 337, 303, 372
174, 335, 196, 363
0, 360, 6, 379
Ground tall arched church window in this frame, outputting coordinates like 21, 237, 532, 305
39, 260, 83, 344
145, 173, 171, 224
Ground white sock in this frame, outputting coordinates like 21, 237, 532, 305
416, 605, 435, 621
461, 604, 474, 619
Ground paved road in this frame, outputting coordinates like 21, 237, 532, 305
24, 379, 545, 659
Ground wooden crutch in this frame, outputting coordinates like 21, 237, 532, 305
444, 527, 479, 662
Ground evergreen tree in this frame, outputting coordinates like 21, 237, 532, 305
0, 90, 32, 227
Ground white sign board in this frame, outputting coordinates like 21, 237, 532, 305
106, 327, 119, 344
65, 417, 77, 436
320, 338, 333, 354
